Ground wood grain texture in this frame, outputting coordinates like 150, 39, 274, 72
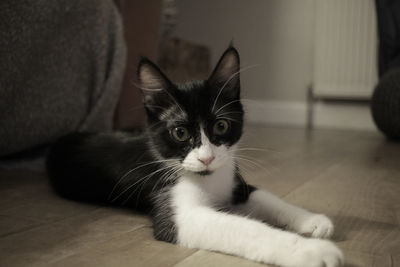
0, 126, 399, 266
174, 250, 269, 267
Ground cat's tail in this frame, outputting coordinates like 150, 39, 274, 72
46, 132, 117, 204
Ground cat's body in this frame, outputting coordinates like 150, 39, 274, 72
47, 47, 343, 267
47, 130, 251, 243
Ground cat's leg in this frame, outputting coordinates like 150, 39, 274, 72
171, 180, 343, 267
233, 187, 334, 239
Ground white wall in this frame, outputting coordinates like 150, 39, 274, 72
174, 0, 376, 131
174, 0, 315, 102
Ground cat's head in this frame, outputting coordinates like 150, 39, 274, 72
138, 47, 243, 175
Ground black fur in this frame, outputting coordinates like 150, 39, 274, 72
46, 132, 173, 211
232, 172, 257, 205
46, 46, 250, 243
150, 186, 178, 243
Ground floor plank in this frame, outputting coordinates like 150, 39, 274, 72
52, 227, 196, 267
174, 250, 269, 267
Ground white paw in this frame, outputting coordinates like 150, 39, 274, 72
290, 238, 344, 267
295, 214, 334, 238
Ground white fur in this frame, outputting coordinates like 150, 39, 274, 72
172, 134, 343, 267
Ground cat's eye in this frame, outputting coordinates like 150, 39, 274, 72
213, 119, 230, 135
171, 127, 190, 142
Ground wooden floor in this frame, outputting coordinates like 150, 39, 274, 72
0, 126, 399, 267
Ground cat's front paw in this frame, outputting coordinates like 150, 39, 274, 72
290, 238, 344, 267
295, 214, 334, 238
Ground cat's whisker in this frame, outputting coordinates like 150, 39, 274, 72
230, 147, 280, 170
148, 169, 174, 198
147, 165, 179, 195
215, 111, 243, 116
235, 153, 279, 172
232, 163, 253, 200
239, 160, 269, 178
117, 163, 181, 204
133, 165, 178, 206
215, 98, 261, 116
230, 147, 282, 159
164, 167, 183, 185
214, 99, 242, 116
216, 116, 241, 123
234, 152, 273, 164
125, 162, 180, 205
110, 160, 174, 201
149, 166, 183, 197
234, 161, 258, 181
232, 147, 279, 153
232, 155, 273, 175
131, 163, 182, 206
108, 159, 179, 201
133, 82, 186, 116
234, 158, 258, 173
211, 64, 260, 113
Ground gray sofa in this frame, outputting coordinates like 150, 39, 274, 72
0, 0, 126, 157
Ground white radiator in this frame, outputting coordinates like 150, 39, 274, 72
312, 0, 378, 99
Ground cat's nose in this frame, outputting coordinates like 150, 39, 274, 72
198, 156, 215, 166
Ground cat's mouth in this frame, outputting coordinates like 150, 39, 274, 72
194, 170, 214, 176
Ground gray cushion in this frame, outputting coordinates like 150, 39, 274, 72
0, 0, 126, 156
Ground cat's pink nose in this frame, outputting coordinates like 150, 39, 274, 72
198, 156, 215, 166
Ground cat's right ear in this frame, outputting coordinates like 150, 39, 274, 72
137, 58, 174, 115
207, 46, 241, 100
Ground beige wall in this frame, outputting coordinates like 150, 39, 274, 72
174, 0, 315, 102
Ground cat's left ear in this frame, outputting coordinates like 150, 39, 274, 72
207, 47, 240, 99
137, 58, 175, 115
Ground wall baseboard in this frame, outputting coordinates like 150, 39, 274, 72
244, 100, 376, 131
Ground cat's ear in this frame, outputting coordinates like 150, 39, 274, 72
137, 58, 175, 114
207, 47, 240, 99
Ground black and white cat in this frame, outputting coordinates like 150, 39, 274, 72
46, 47, 343, 267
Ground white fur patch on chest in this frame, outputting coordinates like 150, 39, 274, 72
172, 157, 236, 209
